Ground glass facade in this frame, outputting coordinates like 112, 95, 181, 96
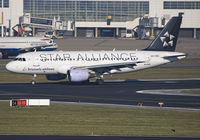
24, 0, 149, 22
164, 1, 200, 9
0, 0, 9, 8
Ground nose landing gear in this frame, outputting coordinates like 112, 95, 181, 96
31, 74, 37, 85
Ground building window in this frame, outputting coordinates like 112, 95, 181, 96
24, 0, 149, 22
0, 0, 9, 8
164, 1, 200, 9
4, 0, 9, 7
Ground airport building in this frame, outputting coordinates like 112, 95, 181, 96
0, 0, 200, 38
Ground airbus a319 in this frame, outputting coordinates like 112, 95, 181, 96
6, 13, 186, 85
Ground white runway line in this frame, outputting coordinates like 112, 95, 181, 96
137, 89, 200, 97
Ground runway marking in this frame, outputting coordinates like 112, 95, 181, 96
137, 89, 200, 96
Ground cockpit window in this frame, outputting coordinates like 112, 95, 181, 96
13, 58, 26, 61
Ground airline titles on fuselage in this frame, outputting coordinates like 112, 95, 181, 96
27, 67, 55, 71
39, 52, 138, 62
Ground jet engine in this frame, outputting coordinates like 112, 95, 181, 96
46, 74, 67, 81
67, 69, 89, 82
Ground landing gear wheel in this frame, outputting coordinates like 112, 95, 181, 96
31, 74, 37, 85
31, 80, 35, 85
96, 79, 104, 85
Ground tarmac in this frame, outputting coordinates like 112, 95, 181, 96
0, 79, 199, 109
1, 135, 200, 140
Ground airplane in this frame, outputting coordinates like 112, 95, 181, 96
0, 36, 57, 59
6, 13, 186, 85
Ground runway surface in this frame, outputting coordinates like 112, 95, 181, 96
1, 135, 200, 140
0, 79, 200, 109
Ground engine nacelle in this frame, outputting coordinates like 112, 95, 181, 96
46, 74, 66, 81
67, 69, 89, 82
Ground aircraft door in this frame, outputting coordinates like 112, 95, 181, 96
33, 57, 40, 67
144, 57, 151, 65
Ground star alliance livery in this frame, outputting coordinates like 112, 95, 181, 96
6, 13, 186, 84
0, 37, 57, 59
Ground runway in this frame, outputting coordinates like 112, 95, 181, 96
1, 135, 200, 140
0, 79, 200, 109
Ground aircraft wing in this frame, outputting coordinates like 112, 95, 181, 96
73, 61, 144, 74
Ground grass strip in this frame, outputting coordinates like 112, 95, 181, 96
0, 60, 9, 67
0, 101, 199, 136
182, 90, 200, 94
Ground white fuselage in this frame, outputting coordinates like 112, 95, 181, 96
6, 50, 186, 76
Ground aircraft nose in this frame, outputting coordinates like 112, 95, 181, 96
6, 62, 15, 72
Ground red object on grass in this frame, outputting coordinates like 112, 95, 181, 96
17, 100, 27, 106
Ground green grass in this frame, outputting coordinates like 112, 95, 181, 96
0, 60, 9, 67
0, 101, 199, 136
182, 90, 200, 94
0, 70, 49, 83
178, 58, 200, 63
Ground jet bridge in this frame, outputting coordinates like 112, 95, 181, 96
13, 13, 71, 37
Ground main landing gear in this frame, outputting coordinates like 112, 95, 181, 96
95, 74, 104, 85
31, 74, 37, 85
95, 78, 104, 85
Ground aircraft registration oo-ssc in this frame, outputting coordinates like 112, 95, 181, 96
6, 13, 186, 85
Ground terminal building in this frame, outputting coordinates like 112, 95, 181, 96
1, 0, 200, 38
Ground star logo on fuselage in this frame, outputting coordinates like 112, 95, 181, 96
160, 31, 175, 48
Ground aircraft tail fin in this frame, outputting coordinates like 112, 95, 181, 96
144, 13, 183, 52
